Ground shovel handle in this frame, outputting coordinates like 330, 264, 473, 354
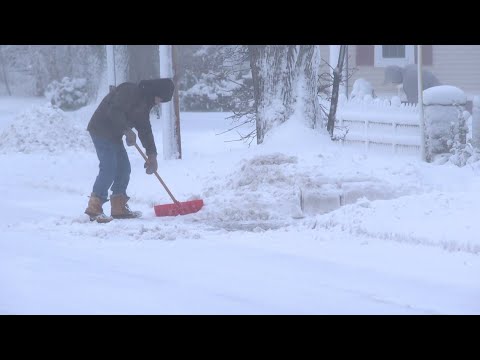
134, 143, 180, 204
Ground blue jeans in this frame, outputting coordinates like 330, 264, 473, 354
90, 133, 131, 202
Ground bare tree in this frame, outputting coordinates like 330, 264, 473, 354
213, 46, 255, 143
210, 46, 356, 144
249, 45, 321, 144
327, 45, 347, 138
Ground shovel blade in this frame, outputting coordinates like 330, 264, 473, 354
154, 199, 204, 217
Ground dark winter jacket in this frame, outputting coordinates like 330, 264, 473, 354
87, 79, 174, 156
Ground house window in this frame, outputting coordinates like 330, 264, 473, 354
382, 45, 405, 58
374, 45, 414, 67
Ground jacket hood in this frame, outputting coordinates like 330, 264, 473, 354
139, 78, 175, 103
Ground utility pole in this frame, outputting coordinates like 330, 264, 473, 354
417, 45, 426, 161
172, 45, 182, 159
159, 45, 182, 160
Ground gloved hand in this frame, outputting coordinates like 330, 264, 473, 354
124, 128, 136, 146
144, 154, 158, 174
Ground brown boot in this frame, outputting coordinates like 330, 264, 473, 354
110, 194, 142, 219
85, 193, 113, 223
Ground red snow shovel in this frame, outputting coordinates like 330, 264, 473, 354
134, 143, 204, 217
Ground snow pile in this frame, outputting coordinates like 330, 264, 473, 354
194, 153, 303, 230
193, 147, 423, 230
26, 216, 204, 242
0, 104, 92, 154
193, 120, 423, 230
312, 191, 480, 254
262, 114, 329, 151
423, 85, 467, 106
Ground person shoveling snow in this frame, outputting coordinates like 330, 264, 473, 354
84, 79, 174, 223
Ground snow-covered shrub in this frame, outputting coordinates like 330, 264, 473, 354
180, 73, 250, 112
177, 45, 252, 113
45, 77, 89, 111
448, 142, 480, 167
425, 105, 458, 157
472, 96, 480, 147
424, 86, 468, 161
350, 78, 375, 100
430, 107, 480, 167
445, 109, 480, 166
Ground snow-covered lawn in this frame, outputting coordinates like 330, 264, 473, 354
1, 96, 479, 314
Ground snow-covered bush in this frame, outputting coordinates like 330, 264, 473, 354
472, 96, 480, 148
424, 86, 468, 161
180, 72, 250, 112
445, 109, 480, 166
447, 142, 480, 167
350, 78, 375, 101
45, 77, 89, 111
426, 105, 461, 156
178, 45, 253, 113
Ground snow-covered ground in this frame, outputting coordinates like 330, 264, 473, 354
1, 96, 479, 314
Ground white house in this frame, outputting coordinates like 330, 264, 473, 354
321, 45, 480, 111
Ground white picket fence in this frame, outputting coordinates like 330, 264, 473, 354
335, 97, 421, 154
